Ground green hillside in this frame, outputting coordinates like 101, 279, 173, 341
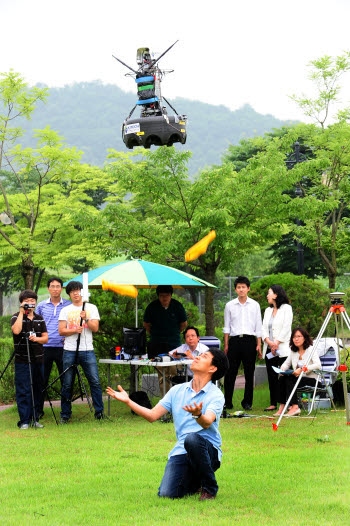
19, 81, 295, 174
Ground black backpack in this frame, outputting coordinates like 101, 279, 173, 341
129, 391, 152, 414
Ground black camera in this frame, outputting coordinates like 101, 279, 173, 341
22, 303, 35, 309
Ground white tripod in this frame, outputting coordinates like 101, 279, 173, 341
273, 292, 350, 431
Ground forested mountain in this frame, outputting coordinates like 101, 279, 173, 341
19, 81, 295, 174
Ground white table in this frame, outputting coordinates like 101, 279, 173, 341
99, 358, 193, 415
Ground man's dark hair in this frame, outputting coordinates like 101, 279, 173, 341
234, 276, 250, 289
66, 280, 83, 296
156, 285, 173, 295
269, 284, 290, 309
290, 327, 313, 352
47, 277, 63, 288
183, 326, 199, 338
19, 289, 38, 303
208, 348, 229, 382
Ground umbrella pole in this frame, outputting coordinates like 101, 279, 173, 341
135, 290, 138, 328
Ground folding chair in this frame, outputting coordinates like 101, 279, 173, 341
298, 349, 338, 415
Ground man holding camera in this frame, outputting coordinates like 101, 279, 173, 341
11, 290, 48, 429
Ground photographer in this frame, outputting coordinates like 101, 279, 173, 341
11, 290, 48, 429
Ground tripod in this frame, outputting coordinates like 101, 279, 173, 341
273, 292, 350, 430
0, 309, 44, 427
0, 350, 15, 383
46, 300, 93, 424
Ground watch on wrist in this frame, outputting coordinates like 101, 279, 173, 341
192, 412, 202, 420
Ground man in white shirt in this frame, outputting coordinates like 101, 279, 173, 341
58, 281, 104, 423
169, 326, 209, 379
223, 276, 262, 410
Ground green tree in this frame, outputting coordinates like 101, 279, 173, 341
79, 145, 299, 335
0, 71, 106, 289
284, 121, 350, 288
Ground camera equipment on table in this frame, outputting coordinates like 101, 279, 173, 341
123, 327, 146, 356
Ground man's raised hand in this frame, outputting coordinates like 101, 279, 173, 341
182, 401, 203, 416
106, 385, 130, 404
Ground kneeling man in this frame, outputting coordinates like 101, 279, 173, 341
106, 348, 228, 500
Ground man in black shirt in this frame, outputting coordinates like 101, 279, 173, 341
143, 285, 187, 392
11, 290, 48, 429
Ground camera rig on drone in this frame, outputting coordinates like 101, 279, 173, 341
113, 40, 187, 149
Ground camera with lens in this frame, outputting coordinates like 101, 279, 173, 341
22, 303, 35, 310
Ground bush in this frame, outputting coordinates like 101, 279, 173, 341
249, 273, 330, 337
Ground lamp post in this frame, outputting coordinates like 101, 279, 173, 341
285, 141, 308, 275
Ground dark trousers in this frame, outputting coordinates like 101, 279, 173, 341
158, 433, 220, 498
265, 353, 285, 406
15, 362, 44, 425
41, 346, 64, 410
224, 335, 257, 408
278, 375, 317, 406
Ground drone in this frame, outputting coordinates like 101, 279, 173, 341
113, 41, 187, 149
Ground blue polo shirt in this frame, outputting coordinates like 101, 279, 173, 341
159, 379, 224, 460
36, 297, 72, 347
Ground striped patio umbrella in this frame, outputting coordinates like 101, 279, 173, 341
64, 259, 214, 289
64, 259, 214, 326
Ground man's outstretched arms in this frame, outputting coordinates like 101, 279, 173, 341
106, 386, 168, 422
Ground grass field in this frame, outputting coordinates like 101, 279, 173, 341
0, 385, 349, 526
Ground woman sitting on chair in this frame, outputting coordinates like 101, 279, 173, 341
274, 327, 321, 417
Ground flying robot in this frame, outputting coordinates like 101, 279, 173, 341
113, 41, 187, 149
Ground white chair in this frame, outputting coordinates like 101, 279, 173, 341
298, 348, 338, 415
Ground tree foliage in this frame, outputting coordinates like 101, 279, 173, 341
78, 145, 299, 334
0, 72, 105, 289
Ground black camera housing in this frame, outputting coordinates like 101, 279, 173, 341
22, 303, 35, 309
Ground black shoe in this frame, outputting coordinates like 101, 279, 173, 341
94, 412, 104, 420
241, 402, 252, 411
60, 417, 69, 425
225, 404, 233, 410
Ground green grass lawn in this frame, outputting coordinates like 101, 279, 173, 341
0, 385, 349, 526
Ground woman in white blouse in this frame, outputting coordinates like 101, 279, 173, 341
274, 327, 321, 417
262, 285, 293, 412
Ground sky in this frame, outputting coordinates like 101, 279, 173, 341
1, 0, 350, 122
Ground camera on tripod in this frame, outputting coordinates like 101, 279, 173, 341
329, 292, 345, 305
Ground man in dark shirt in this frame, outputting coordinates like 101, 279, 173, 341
11, 289, 48, 429
143, 285, 187, 392
143, 285, 188, 349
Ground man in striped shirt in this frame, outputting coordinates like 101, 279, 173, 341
36, 277, 71, 417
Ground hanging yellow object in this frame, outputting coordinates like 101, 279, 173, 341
185, 230, 216, 262
102, 280, 138, 298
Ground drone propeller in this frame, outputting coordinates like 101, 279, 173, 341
112, 54, 138, 74
136, 40, 179, 73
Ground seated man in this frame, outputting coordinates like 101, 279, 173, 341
107, 348, 229, 500
169, 326, 209, 381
